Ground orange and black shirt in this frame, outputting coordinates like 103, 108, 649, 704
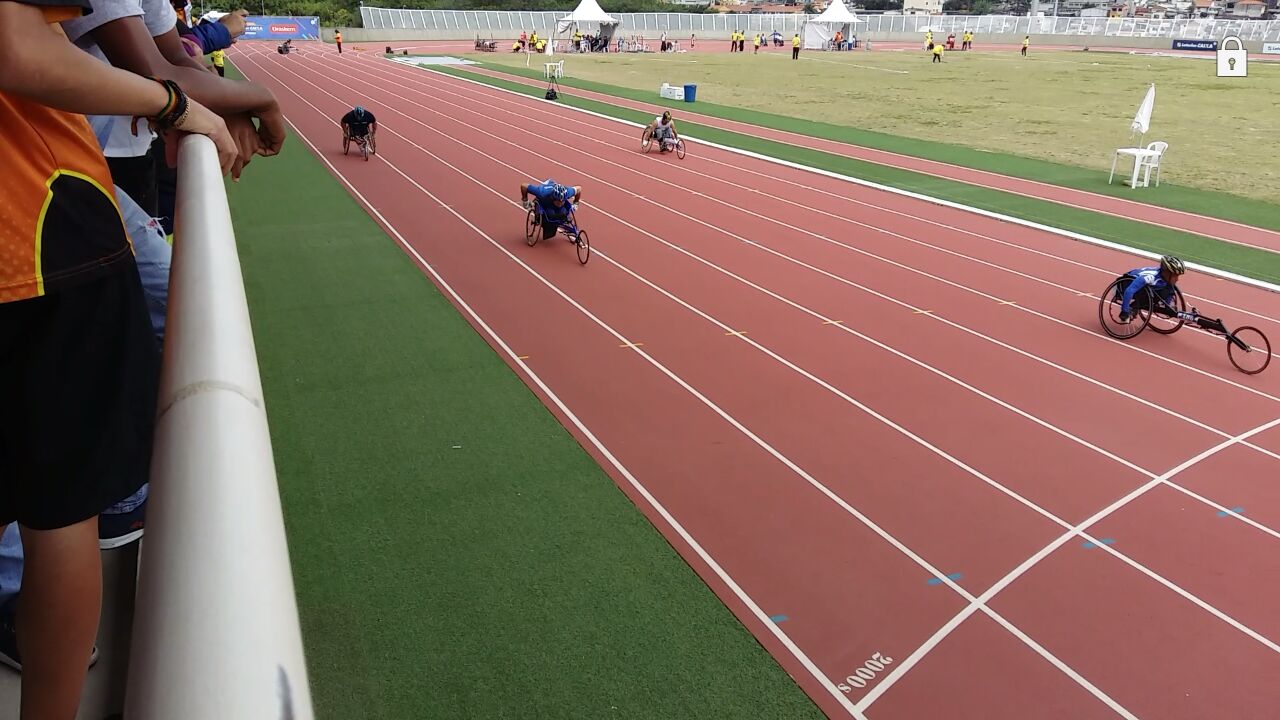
0, 0, 130, 304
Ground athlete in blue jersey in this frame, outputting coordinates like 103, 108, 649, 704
1118, 255, 1185, 323
520, 179, 582, 241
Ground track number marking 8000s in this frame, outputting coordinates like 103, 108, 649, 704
836, 652, 894, 693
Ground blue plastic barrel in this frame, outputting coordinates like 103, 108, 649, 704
684, 84, 697, 102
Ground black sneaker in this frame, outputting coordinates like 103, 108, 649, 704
0, 595, 99, 672
99, 498, 145, 550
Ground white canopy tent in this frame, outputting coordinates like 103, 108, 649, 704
803, 0, 864, 50
550, 0, 618, 54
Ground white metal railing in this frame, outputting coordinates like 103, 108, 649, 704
122, 135, 315, 720
359, 7, 1280, 40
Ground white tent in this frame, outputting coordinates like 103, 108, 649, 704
552, 0, 618, 53
803, 0, 864, 50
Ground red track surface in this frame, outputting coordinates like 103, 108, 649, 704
356, 37, 1280, 252
235, 42, 1280, 719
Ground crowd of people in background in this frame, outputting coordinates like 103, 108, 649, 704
0, 0, 282, 715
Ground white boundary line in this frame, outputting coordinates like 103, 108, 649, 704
453, 62, 1280, 255
422, 61, 1280, 296
235, 49, 869, 720
241, 49, 1141, 718
319, 53, 1280, 543
388, 63, 1280, 333
854, 415, 1280, 712
292, 54, 1280, 646
347, 59, 1280, 427
254, 49, 1280, 717
361, 59, 1280, 357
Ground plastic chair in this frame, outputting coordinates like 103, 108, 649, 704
1138, 141, 1167, 188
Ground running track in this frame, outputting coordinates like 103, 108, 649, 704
235, 42, 1280, 719
364, 39, 1280, 254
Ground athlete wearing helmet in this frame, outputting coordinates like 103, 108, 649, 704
341, 105, 377, 145
646, 111, 679, 152
520, 179, 583, 241
1118, 255, 1186, 323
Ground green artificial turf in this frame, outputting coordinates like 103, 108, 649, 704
224, 96, 824, 719
426, 63, 1280, 287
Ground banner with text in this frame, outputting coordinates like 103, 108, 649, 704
1264, 42, 1280, 54
243, 16, 319, 40
1172, 39, 1218, 51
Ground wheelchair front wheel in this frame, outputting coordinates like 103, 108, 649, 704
525, 207, 540, 246
575, 229, 590, 265
1098, 277, 1151, 340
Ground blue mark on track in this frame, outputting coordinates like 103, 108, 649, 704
1216, 506, 1245, 518
926, 572, 963, 585
1082, 538, 1116, 549
769, 615, 789, 623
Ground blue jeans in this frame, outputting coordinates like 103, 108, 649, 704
0, 183, 167, 602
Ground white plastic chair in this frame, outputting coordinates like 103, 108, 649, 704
1138, 141, 1167, 188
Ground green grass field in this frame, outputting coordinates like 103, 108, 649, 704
474, 48, 1280, 203
225, 118, 823, 719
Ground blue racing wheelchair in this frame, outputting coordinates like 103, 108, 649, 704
1098, 274, 1271, 374
525, 202, 590, 265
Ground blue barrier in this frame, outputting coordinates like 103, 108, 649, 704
1172, 39, 1218, 51
243, 16, 319, 41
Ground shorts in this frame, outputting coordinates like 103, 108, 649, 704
0, 260, 161, 530
107, 151, 159, 218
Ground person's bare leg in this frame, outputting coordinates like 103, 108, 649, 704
17, 518, 101, 720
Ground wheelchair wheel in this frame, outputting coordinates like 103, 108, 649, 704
1146, 285, 1186, 335
1228, 326, 1272, 375
343, 136, 350, 155
369, 135, 377, 156
525, 207, 540, 247
361, 138, 369, 161
640, 127, 653, 153
675, 139, 686, 160
575, 229, 590, 265
1098, 277, 1150, 340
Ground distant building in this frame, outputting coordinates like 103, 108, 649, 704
903, 0, 943, 13
1230, 0, 1267, 16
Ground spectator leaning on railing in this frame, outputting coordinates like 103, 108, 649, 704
0, 2, 235, 717
63, 0, 284, 182
0, 0, 267, 622
158, 6, 248, 237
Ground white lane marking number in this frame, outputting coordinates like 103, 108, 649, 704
837, 652, 894, 693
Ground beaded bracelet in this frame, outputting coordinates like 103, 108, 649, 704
132, 77, 190, 135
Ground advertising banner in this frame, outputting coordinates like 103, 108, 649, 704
1172, 39, 1218, 51
243, 16, 319, 40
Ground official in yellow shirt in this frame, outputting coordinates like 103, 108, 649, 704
211, 48, 226, 76
792, 33, 800, 60
932, 43, 943, 62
